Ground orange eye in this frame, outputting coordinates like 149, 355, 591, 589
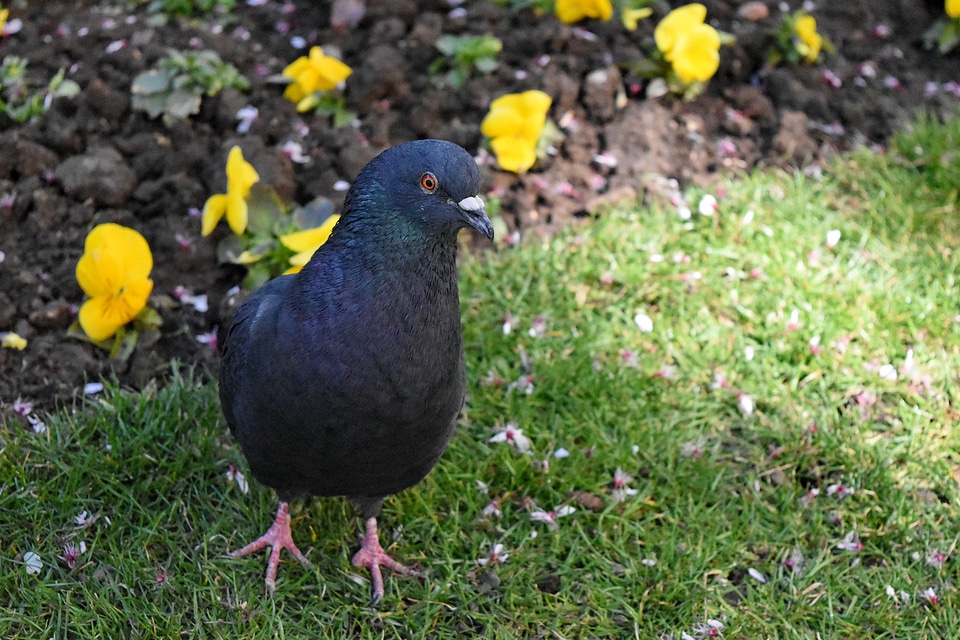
420, 172, 438, 192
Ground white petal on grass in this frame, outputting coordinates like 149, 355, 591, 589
28, 415, 47, 434
488, 422, 532, 454
83, 382, 104, 395
634, 312, 653, 333
825, 229, 841, 248
748, 567, 767, 583
878, 364, 898, 381
836, 530, 863, 552
919, 587, 938, 604
555, 505, 576, 518
23, 551, 42, 575
553, 447, 570, 459
738, 393, 755, 416
698, 194, 717, 216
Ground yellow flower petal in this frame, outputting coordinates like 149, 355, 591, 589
655, 3, 707, 60
282, 56, 311, 81
75, 224, 154, 342
235, 250, 265, 265
78, 281, 154, 343
296, 94, 321, 113
1, 332, 27, 350
280, 215, 341, 271
201, 194, 228, 237
555, 0, 613, 24
481, 104, 523, 140
76, 224, 153, 297
288, 249, 314, 268
282, 47, 352, 106
670, 23, 721, 83
950, 0, 960, 18
283, 80, 307, 104
225, 146, 259, 197
794, 15, 822, 63
311, 56, 353, 91
490, 137, 538, 174
482, 91, 552, 174
482, 91, 551, 140
622, 7, 653, 31
79, 298, 124, 343
225, 191, 249, 236
203, 147, 258, 236
279, 215, 341, 253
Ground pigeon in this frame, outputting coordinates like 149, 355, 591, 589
219, 139, 493, 604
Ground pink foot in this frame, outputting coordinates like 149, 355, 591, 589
351, 517, 419, 605
230, 502, 312, 594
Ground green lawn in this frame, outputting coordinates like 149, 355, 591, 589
3, 114, 960, 638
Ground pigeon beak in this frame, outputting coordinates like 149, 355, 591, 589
458, 195, 494, 240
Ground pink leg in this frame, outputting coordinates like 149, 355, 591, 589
231, 502, 312, 594
351, 517, 419, 605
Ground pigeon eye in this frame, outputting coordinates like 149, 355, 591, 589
420, 172, 438, 192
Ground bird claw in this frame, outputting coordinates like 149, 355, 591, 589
351, 517, 419, 605
230, 502, 312, 594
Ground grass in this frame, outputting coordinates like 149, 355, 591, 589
3, 113, 960, 638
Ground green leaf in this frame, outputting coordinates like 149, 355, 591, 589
940, 21, 960, 54
242, 263, 273, 290
163, 90, 202, 118
245, 185, 288, 236
134, 306, 164, 331
445, 68, 467, 89
435, 35, 459, 57
131, 94, 170, 118
131, 70, 172, 95
293, 196, 335, 231
332, 107, 357, 129
108, 326, 138, 361
52, 79, 81, 99
215, 234, 246, 265
474, 57, 499, 74
65, 320, 89, 342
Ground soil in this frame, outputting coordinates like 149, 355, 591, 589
2, 0, 959, 419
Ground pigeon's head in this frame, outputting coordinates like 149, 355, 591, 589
351, 139, 493, 242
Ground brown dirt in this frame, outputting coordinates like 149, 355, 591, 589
2, 0, 959, 419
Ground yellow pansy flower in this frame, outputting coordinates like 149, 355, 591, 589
0, 9, 8, 34
793, 14, 822, 63
654, 3, 708, 60
201, 146, 260, 237
481, 90, 552, 174
1, 332, 27, 350
555, 0, 613, 24
622, 7, 653, 31
670, 22, 721, 83
75, 223, 154, 342
282, 46, 352, 111
948, 0, 960, 19
279, 214, 341, 274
